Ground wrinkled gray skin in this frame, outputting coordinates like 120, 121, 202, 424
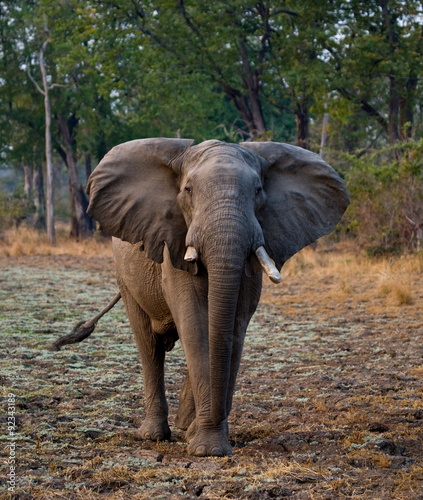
87, 138, 349, 457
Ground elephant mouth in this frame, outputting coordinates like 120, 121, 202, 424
184, 244, 281, 283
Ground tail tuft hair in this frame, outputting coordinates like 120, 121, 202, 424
49, 321, 97, 351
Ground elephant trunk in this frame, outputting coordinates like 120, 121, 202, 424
204, 220, 249, 426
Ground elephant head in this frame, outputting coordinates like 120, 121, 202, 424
87, 138, 349, 427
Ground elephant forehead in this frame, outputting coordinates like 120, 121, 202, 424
185, 141, 262, 172
190, 156, 261, 188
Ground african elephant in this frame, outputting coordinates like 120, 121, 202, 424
64, 138, 349, 457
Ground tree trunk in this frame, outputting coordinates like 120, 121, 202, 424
58, 114, 95, 239
23, 165, 32, 200
68, 174, 94, 239
238, 41, 267, 136
39, 40, 56, 244
295, 100, 310, 150
233, 91, 266, 138
399, 74, 418, 140
388, 76, 401, 144
380, 0, 401, 145
32, 163, 46, 229
85, 153, 92, 181
319, 107, 329, 159
224, 86, 267, 139
249, 86, 267, 136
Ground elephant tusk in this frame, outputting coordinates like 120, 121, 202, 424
184, 246, 199, 262
255, 246, 282, 284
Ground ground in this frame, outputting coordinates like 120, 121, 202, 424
0, 244, 422, 499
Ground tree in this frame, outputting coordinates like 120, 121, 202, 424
2, 0, 422, 248
95, 0, 296, 140
0, 0, 48, 229
34, 1, 97, 239
265, 1, 339, 149
95, 0, 354, 146
29, 38, 57, 244
329, 0, 423, 145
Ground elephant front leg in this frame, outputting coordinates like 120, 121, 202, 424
175, 343, 231, 456
175, 375, 230, 455
161, 265, 231, 456
118, 280, 171, 441
172, 321, 232, 456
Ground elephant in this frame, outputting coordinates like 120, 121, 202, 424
55, 138, 349, 457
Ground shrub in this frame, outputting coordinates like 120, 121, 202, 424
0, 187, 33, 230
341, 140, 423, 253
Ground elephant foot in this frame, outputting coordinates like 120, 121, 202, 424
186, 420, 231, 457
138, 417, 171, 441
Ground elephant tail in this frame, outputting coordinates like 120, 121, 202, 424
49, 292, 122, 351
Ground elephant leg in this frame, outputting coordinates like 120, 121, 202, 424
161, 250, 231, 457
118, 279, 170, 441
175, 372, 196, 430
171, 311, 229, 456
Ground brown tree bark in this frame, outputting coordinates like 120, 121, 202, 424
32, 163, 45, 230
295, 101, 310, 150
23, 165, 32, 200
399, 74, 418, 140
224, 86, 267, 138
380, 0, 401, 144
57, 114, 95, 239
38, 39, 56, 244
85, 153, 92, 181
27, 37, 54, 237
237, 41, 267, 137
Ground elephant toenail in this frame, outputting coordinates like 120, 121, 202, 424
211, 447, 223, 456
195, 445, 207, 456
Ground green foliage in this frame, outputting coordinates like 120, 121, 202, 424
0, 186, 33, 229
1, 0, 423, 249
330, 0, 423, 146
342, 140, 423, 253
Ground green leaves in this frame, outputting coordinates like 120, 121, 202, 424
1, 0, 422, 162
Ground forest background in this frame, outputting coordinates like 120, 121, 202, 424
0, 0, 422, 255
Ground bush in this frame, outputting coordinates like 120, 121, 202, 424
341, 139, 423, 253
0, 187, 33, 230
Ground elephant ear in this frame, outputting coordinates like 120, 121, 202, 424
87, 138, 195, 270
241, 141, 350, 269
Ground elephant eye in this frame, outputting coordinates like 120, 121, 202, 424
184, 185, 192, 194
255, 186, 263, 195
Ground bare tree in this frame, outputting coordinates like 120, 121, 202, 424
28, 38, 60, 244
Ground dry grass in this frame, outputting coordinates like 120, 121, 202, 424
0, 224, 113, 258
377, 279, 414, 306
2, 226, 421, 314
2, 226, 422, 290
264, 239, 423, 312
283, 240, 422, 280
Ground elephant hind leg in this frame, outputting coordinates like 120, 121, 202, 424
117, 278, 171, 441
175, 372, 196, 430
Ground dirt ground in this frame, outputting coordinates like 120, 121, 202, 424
1, 248, 422, 499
